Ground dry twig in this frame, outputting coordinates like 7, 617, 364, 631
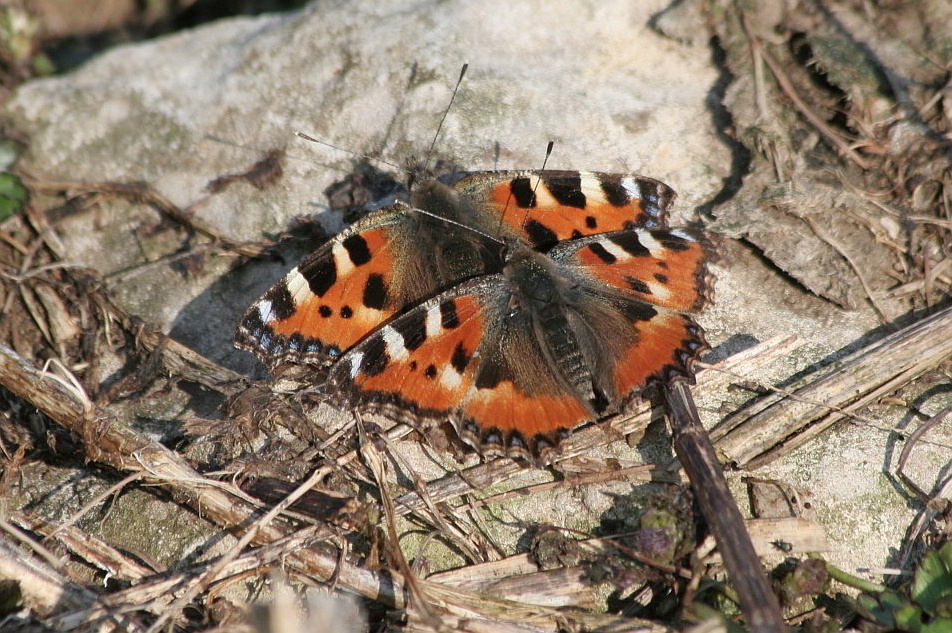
711, 305, 952, 468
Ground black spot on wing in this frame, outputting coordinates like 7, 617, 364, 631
619, 300, 657, 323
658, 231, 692, 251
302, 259, 336, 297
654, 273, 668, 283
362, 273, 387, 310
591, 388, 610, 413
585, 216, 597, 229
393, 309, 426, 351
611, 232, 650, 257
340, 306, 353, 318
600, 175, 630, 207
451, 342, 471, 373
510, 177, 536, 208
424, 364, 437, 379
626, 276, 651, 294
359, 336, 389, 377
342, 234, 372, 266
545, 174, 586, 208
587, 242, 616, 264
440, 300, 459, 329
524, 219, 558, 249
265, 284, 295, 320
319, 305, 332, 317
474, 356, 508, 389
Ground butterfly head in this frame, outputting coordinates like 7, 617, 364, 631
409, 176, 461, 221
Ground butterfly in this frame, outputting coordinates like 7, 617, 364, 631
235, 170, 676, 368
235, 170, 716, 462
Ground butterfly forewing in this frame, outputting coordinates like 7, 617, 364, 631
550, 227, 718, 313
235, 203, 501, 369
445, 170, 675, 249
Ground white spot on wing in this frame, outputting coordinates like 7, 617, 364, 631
621, 176, 641, 200
670, 229, 697, 241
349, 353, 363, 379
637, 231, 665, 257
440, 365, 463, 390
331, 241, 354, 276
531, 175, 557, 207
647, 282, 672, 302
425, 305, 442, 338
286, 268, 308, 301
579, 172, 602, 200
381, 326, 409, 361
598, 238, 634, 262
257, 300, 273, 323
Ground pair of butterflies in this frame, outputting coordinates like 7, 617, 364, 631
235, 169, 717, 462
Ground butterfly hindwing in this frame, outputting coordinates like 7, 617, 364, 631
545, 228, 715, 403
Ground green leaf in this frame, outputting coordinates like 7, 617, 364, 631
894, 603, 923, 632
921, 617, 952, 633
0, 172, 28, 221
913, 543, 952, 614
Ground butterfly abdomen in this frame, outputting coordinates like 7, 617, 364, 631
502, 248, 600, 411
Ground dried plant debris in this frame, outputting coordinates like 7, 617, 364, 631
4, 172, 947, 631
205, 148, 285, 194
323, 160, 404, 224
707, 0, 951, 319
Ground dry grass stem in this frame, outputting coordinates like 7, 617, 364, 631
711, 305, 952, 468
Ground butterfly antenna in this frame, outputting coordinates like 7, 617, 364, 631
496, 140, 554, 236
295, 131, 403, 172
420, 63, 468, 178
